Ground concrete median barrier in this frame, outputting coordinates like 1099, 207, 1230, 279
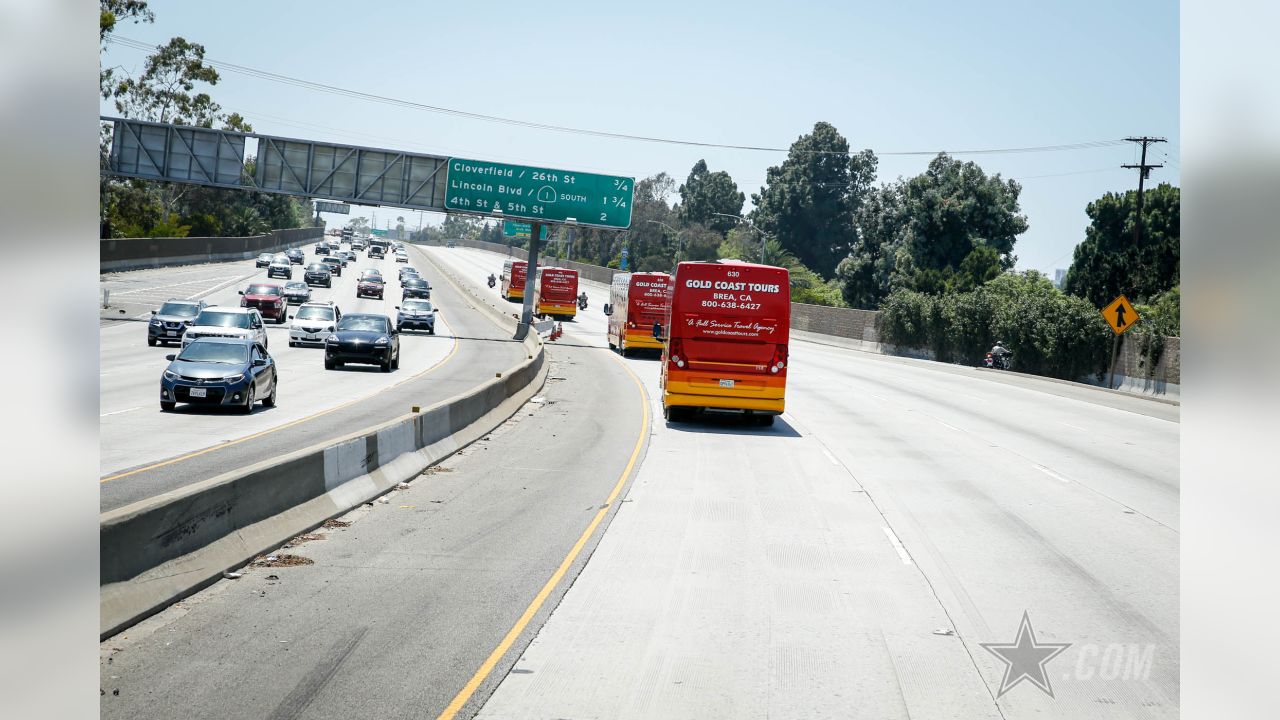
100, 332, 546, 639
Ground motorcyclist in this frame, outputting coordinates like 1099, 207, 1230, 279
487, 273, 496, 288
652, 320, 663, 341
989, 340, 1012, 369
577, 291, 589, 309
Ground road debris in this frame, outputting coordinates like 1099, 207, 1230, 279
222, 571, 243, 580
252, 554, 314, 567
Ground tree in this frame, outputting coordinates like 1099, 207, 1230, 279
677, 160, 745, 234
101, 1, 154, 96
1063, 184, 1180, 307
837, 154, 1026, 307
348, 217, 371, 234
898, 154, 1025, 274
100, 0, 153, 41
836, 183, 909, 308
111, 37, 224, 127
752, 122, 877, 278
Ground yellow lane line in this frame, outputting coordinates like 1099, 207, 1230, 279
100, 310, 461, 484
435, 347, 652, 720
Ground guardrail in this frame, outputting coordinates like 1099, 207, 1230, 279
100, 326, 546, 639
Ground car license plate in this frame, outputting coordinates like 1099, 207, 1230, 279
166, 330, 178, 336
189, 387, 207, 398
719, 379, 735, 389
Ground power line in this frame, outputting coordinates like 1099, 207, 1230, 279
110, 35, 1129, 158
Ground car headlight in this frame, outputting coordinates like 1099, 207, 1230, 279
150, 319, 162, 326
223, 373, 245, 383
326, 334, 338, 343
374, 336, 389, 345
163, 370, 178, 381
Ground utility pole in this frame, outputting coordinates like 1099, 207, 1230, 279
1122, 136, 1166, 248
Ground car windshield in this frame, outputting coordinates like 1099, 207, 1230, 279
158, 302, 199, 317
337, 316, 387, 333
361, 274, 382, 282
258, 254, 271, 260
307, 264, 327, 271
405, 279, 426, 287
402, 301, 433, 312
178, 341, 249, 365
323, 257, 340, 263
194, 311, 252, 329
295, 306, 334, 321
245, 285, 281, 296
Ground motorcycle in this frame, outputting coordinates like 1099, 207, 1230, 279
982, 352, 1012, 370
577, 295, 588, 311
487, 275, 496, 289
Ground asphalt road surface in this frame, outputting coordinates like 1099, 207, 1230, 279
99, 243, 526, 511
99, 318, 649, 720
430, 246, 1179, 720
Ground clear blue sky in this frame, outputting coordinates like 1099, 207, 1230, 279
100, 0, 1179, 274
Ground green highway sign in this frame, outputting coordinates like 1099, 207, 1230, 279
371, 228, 388, 237
445, 158, 634, 229
503, 220, 532, 239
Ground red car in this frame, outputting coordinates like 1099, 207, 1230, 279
356, 271, 385, 300
239, 282, 289, 324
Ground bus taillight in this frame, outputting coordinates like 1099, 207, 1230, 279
668, 338, 685, 369
770, 344, 788, 374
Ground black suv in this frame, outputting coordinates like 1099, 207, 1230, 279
324, 314, 400, 372
401, 277, 431, 300
286, 248, 305, 264
320, 256, 344, 276
304, 262, 333, 287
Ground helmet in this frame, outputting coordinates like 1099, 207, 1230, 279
995, 340, 1006, 347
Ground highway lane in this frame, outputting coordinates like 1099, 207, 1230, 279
426, 246, 1179, 719
99, 242, 527, 511
99, 316, 649, 720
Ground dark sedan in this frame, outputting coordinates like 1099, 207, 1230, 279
396, 299, 436, 334
286, 247, 305, 264
401, 277, 431, 300
398, 266, 419, 283
304, 262, 333, 287
324, 313, 400, 372
160, 337, 278, 413
147, 299, 206, 346
320, 256, 344, 276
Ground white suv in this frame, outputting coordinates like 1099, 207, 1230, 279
289, 301, 342, 347
183, 307, 269, 349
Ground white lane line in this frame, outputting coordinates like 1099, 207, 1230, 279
882, 527, 913, 565
1033, 464, 1071, 483
1059, 422, 1088, 432
867, 392, 889, 402
921, 412, 964, 433
100, 406, 143, 418
820, 447, 841, 466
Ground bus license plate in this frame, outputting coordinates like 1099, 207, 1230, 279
719, 379, 735, 389
189, 388, 207, 398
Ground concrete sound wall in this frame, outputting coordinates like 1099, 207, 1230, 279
100, 226, 324, 273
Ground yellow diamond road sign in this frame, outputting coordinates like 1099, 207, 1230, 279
1101, 294, 1140, 335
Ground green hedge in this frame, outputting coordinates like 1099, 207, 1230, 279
879, 272, 1113, 380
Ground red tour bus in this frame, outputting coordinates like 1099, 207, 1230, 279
606, 271, 673, 356
532, 266, 580, 319
500, 259, 527, 301
660, 260, 790, 426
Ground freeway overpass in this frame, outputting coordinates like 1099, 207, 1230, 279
99, 243, 1177, 719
